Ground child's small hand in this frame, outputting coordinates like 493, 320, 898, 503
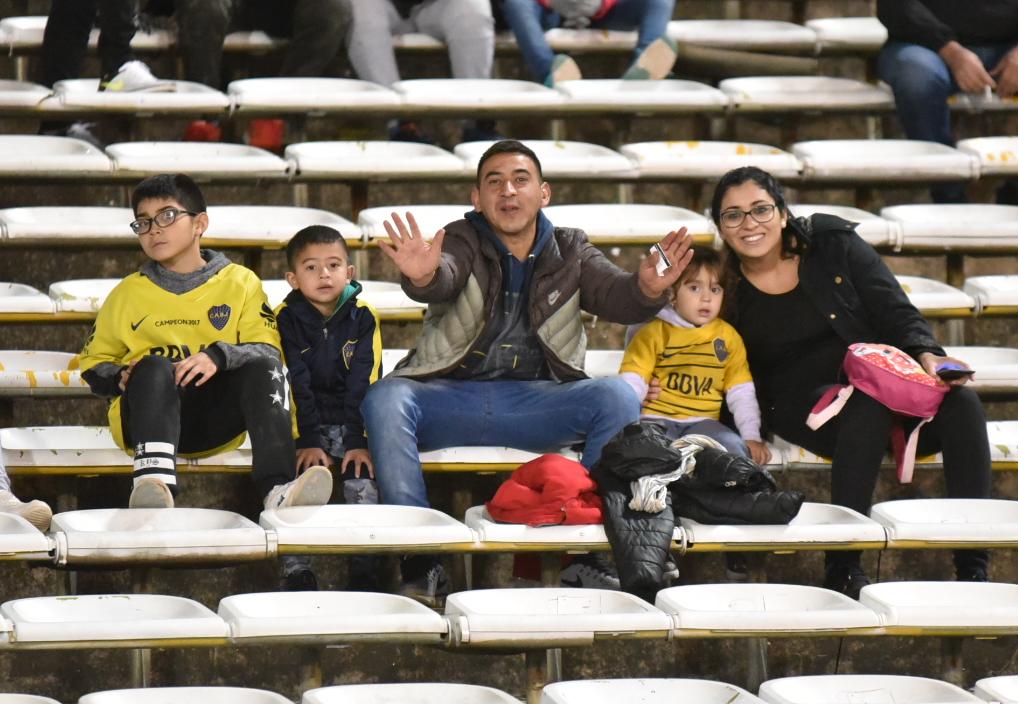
643, 376, 662, 405
746, 440, 772, 466
342, 448, 375, 479
173, 351, 218, 387
296, 447, 331, 472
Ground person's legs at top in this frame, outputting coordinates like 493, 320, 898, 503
915, 385, 992, 580
593, 0, 677, 79
411, 0, 494, 79
246, 0, 351, 77
345, 0, 402, 87
175, 0, 234, 88
96, 0, 138, 81
501, 0, 559, 82
38, 0, 97, 88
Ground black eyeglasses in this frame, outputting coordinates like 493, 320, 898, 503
130, 207, 197, 235
719, 203, 777, 229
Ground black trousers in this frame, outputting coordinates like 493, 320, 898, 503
122, 355, 295, 498
38, 0, 138, 86
767, 384, 991, 574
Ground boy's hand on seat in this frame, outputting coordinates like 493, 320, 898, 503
378, 211, 446, 288
342, 448, 375, 479
746, 440, 771, 466
296, 447, 330, 472
118, 359, 139, 392
173, 351, 218, 387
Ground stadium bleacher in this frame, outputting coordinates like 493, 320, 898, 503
1, 0, 1018, 701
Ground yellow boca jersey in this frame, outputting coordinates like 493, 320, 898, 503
80, 263, 281, 453
620, 317, 753, 421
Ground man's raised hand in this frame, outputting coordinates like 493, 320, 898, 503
377, 211, 446, 287
637, 227, 694, 299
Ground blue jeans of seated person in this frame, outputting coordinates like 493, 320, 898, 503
362, 376, 641, 507
502, 0, 675, 83
878, 40, 1017, 204
653, 417, 749, 458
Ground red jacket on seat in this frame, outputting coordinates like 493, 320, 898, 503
537, 0, 619, 22
486, 454, 603, 526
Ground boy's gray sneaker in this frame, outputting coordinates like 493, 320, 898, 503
400, 562, 449, 608
560, 552, 621, 590
264, 465, 333, 511
128, 477, 174, 509
0, 490, 53, 532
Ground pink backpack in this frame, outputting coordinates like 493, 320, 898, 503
807, 343, 948, 483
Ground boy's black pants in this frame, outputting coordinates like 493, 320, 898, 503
38, 0, 137, 87
122, 355, 295, 498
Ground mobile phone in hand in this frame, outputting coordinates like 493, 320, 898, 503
936, 362, 975, 381
651, 242, 671, 276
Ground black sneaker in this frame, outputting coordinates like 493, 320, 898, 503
283, 567, 318, 592
724, 553, 749, 583
957, 566, 988, 582
399, 561, 449, 607
823, 563, 871, 600
389, 119, 434, 145
560, 553, 621, 590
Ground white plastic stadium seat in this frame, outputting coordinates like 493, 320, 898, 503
287, 141, 466, 179
219, 591, 447, 644
988, 421, 1018, 470
860, 582, 1018, 635
964, 275, 1018, 315
228, 77, 400, 112
260, 504, 475, 554
0, 283, 55, 314
720, 77, 893, 113
0, 80, 49, 109
394, 79, 564, 111
108, 142, 288, 179
956, 136, 1018, 175
465, 505, 615, 551
583, 350, 623, 378
0, 513, 52, 560
0, 16, 172, 52
657, 583, 882, 636
55, 80, 228, 114
541, 679, 764, 704
621, 141, 802, 180
806, 17, 888, 53
793, 139, 979, 182
895, 276, 975, 317
303, 684, 520, 704
48, 279, 117, 314
80, 687, 290, 704
0, 136, 112, 178
942, 346, 1018, 393
0, 207, 134, 245
555, 79, 728, 114
1, 594, 229, 647
872, 498, 1018, 549
49, 508, 269, 566
204, 205, 358, 249
882, 204, 1018, 252
358, 204, 468, 243
0, 696, 61, 704
222, 30, 286, 52
679, 502, 886, 553
544, 27, 637, 51
975, 675, 1018, 703
0, 350, 88, 397
541, 204, 713, 245
789, 204, 898, 248
262, 280, 424, 319
445, 588, 672, 647
389, 32, 444, 49
759, 675, 981, 704
455, 140, 635, 178
666, 20, 816, 52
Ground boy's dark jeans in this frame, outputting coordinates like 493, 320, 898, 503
121, 354, 295, 498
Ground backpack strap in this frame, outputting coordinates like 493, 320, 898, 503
892, 417, 934, 484
807, 385, 854, 430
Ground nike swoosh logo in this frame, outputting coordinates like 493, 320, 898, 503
560, 576, 583, 588
131, 315, 149, 331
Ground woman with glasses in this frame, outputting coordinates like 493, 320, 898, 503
708, 166, 991, 597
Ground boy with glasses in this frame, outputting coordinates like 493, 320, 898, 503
80, 173, 332, 511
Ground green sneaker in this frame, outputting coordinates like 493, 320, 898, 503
544, 54, 582, 87
622, 36, 679, 80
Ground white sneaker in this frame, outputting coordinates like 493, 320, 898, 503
264, 465, 333, 512
100, 60, 175, 93
0, 490, 53, 532
129, 477, 175, 509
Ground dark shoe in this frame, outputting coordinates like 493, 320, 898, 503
399, 560, 448, 607
996, 180, 1018, 206
957, 566, 988, 582
724, 552, 749, 583
389, 119, 434, 144
560, 552, 621, 590
283, 566, 318, 592
462, 119, 503, 143
823, 562, 871, 600
347, 554, 383, 591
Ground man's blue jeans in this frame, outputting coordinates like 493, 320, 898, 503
502, 0, 676, 83
362, 376, 641, 507
878, 40, 1015, 203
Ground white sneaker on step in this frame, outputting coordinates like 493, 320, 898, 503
0, 490, 53, 531
100, 60, 175, 92
264, 465, 333, 511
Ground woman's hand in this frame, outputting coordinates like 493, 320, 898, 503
918, 352, 973, 387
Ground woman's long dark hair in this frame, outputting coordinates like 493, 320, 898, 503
709, 166, 804, 323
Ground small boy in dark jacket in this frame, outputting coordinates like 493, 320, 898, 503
275, 225, 382, 590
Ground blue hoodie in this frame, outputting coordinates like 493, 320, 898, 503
451, 210, 554, 380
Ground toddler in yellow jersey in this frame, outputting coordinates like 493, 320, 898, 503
620, 246, 771, 466
79, 173, 333, 511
